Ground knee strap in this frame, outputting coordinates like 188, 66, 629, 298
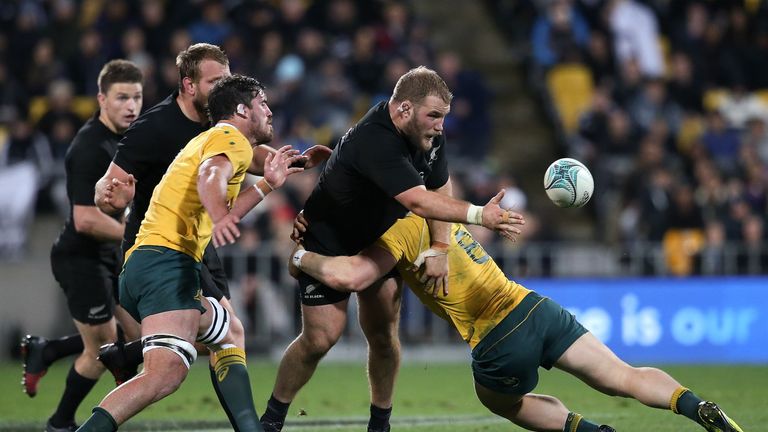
198, 296, 230, 346
142, 334, 197, 368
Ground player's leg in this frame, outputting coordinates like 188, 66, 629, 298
46, 318, 118, 431
197, 247, 250, 430
21, 333, 84, 398
78, 246, 204, 431
471, 293, 612, 431
78, 309, 200, 431
97, 305, 143, 386
555, 332, 743, 431
357, 275, 402, 432
197, 295, 261, 431
261, 277, 350, 432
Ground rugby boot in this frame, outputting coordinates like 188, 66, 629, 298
20, 335, 48, 397
97, 342, 138, 386
367, 425, 391, 432
260, 420, 284, 432
598, 426, 617, 432
697, 401, 744, 432
45, 419, 78, 432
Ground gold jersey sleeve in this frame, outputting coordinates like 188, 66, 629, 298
130, 124, 253, 261
374, 213, 531, 348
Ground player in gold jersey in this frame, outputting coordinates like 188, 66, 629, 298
289, 213, 743, 432
77, 75, 305, 432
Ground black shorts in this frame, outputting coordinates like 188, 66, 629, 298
51, 250, 120, 325
201, 243, 230, 301
297, 268, 400, 306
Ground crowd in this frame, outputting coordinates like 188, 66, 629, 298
520, 0, 768, 275
0, 0, 498, 260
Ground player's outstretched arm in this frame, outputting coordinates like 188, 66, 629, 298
95, 162, 136, 215
395, 186, 526, 240
290, 245, 397, 293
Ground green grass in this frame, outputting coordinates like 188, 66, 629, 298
1, 360, 766, 431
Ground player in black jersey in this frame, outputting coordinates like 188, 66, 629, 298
261, 66, 525, 432
93, 43, 328, 430
19, 60, 144, 432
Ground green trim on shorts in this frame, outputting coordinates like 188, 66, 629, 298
470, 291, 587, 395
118, 245, 204, 322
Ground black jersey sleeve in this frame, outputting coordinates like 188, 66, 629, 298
67, 142, 105, 206
355, 129, 424, 198
112, 116, 155, 178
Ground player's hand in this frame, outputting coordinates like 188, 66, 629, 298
287, 243, 305, 279
302, 145, 332, 169
290, 210, 308, 244
422, 251, 449, 297
481, 189, 525, 241
263, 145, 304, 189
102, 175, 136, 210
408, 245, 449, 297
212, 213, 240, 247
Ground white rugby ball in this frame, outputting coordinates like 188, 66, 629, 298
543, 158, 594, 208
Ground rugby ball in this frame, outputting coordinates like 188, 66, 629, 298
543, 158, 593, 208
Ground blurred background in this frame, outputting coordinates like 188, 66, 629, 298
0, 0, 766, 364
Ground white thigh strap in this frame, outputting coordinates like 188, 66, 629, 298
142, 334, 197, 368
197, 296, 230, 346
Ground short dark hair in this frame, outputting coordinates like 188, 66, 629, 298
391, 66, 453, 105
208, 74, 266, 124
97, 59, 143, 94
176, 43, 229, 89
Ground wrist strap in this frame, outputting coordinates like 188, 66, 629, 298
292, 249, 307, 269
254, 183, 266, 199
256, 179, 272, 197
466, 205, 484, 225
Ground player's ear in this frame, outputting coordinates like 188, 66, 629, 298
398, 102, 411, 116
181, 77, 195, 95
96, 92, 107, 108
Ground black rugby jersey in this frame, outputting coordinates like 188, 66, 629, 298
53, 112, 122, 258
303, 101, 449, 256
112, 91, 206, 254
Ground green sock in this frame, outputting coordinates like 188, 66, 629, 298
563, 412, 601, 432
670, 387, 704, 423
213, 348, 263, 432
77, 407, 117, 432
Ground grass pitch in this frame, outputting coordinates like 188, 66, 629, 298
0, 360, 765, 431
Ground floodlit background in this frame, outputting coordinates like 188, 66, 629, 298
0, 0, 766, 430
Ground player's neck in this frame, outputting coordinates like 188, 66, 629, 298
98, 111, 121, 134
176, 92, 204, 124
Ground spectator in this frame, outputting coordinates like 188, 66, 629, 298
188, 1, 232, 46
531, 0, 590, 68
436, 51, 492, 161
606, 0, 664, 78
36, 79, 81, 160
26, 39, 66, 97
667, 51, 703, 114
699, 110, 742, 175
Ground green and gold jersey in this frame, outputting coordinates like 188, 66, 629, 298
375, 213, 531, 348
129, 123, 252, 262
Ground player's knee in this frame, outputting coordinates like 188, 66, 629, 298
152, 367, 189, 399
365, 329, 400, 355
227, 313, 245, 347
300, 328, 340, 358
